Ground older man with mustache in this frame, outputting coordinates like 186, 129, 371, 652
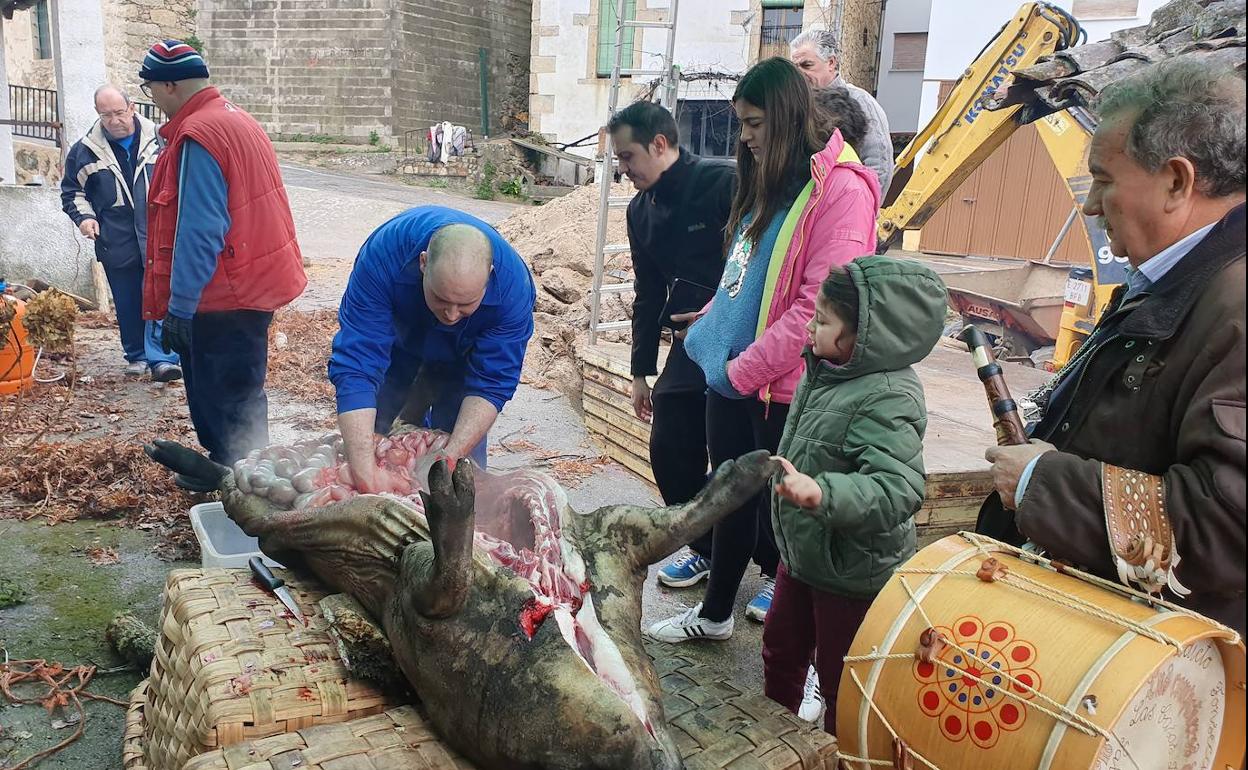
977, 58, 1246, 634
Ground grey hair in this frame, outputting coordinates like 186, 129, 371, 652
93, 85, 132, 107
790, 29, 839, 63
1094, 57, 1245, 198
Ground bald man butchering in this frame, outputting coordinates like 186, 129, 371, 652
329, 207, 536, 494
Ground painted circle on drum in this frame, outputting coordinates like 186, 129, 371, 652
913, 616, 1042, 749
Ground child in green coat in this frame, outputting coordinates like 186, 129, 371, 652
764, 256, 946, 732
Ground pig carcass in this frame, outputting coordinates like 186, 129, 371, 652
145, 427, 778, 770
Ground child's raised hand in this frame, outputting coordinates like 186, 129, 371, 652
772, 456, 823, 511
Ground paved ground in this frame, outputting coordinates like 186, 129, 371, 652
279, 162, 520, 309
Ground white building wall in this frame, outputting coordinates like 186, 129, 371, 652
874, 0, 932, 133
915, 0, 1169, 130
531, 0, 751, 157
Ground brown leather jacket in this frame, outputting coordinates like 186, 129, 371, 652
979, 204, 1246, 634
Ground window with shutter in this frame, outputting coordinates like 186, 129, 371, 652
891, 32, 928, 71
596, 0, 639, 78
759, 5, 804, 61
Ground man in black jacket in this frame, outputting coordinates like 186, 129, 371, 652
609, 101, 736, 589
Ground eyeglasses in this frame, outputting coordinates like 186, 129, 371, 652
97, 108, 132, 120
139, 82, 161, 98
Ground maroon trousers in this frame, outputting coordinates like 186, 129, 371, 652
762, 564, 874, 734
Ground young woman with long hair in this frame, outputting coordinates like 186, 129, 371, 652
646, 57, 881, 643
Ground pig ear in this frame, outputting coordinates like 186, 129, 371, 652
603, 450, 779, 568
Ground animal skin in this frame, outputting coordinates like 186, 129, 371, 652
145, 429, 779, 770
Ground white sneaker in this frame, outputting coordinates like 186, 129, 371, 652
644, 602, 733, 643
797, 665, 824, 722
124, 361, 146, 377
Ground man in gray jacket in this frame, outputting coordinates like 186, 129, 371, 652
791, 29, 893, 198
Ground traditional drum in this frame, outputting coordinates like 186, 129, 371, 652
837, 533, 1245, 770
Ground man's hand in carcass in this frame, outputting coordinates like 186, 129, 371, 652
161, 313, 192, 356
985, 439, 1056, 510
773, 456, 823, 511
631, 377, 652, 422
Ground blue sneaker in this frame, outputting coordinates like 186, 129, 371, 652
657, 550, 711, 588
745, 577, 775, 623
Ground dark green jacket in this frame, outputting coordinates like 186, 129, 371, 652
772, 256, 947, 598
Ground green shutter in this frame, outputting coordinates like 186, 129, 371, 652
596, 0, 638, 77
761, 0, 804, 6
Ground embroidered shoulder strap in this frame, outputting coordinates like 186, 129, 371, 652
1101, 463, 1190, 597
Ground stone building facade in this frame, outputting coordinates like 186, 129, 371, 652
2, 0, 194, 94
198, 0, 533, 143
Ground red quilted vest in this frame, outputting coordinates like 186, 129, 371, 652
142, 87, 306, 319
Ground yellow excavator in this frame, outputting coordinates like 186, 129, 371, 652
879, 2, 1132, 369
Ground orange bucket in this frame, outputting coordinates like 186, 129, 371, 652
1, 295, 36, 395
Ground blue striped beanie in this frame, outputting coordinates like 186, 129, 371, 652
139, 41, 210, 82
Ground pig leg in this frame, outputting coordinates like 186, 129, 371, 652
588, 449, 780, 569
403, 459, 476, 618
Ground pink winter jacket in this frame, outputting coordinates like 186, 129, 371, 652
725, 131, 881, 405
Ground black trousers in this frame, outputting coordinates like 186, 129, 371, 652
183, 310, 273, 466
699, 391, 787, 622
650, 389, 710, 508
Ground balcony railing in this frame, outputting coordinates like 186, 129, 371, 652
4, 85, 165, 147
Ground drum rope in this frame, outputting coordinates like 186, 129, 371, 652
961, 533, 1241, 645
842, 668, 945, 770
894, 567, 1181, 650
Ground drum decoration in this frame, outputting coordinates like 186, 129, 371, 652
836, 533, 1245, 770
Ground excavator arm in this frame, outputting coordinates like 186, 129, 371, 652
879, 2, 1085, 249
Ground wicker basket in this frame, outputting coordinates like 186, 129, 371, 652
142, 569, 405, 770
179, 706, 473, 770
123, 680, 150, 770
651, 644, 839, 770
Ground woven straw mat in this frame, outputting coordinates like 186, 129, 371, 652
648, 641, 839, 770
142, 569, 404, 770
180, 706, 473, 770
124, 679, 150, 770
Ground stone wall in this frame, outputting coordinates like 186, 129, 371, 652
198, 0, 394, 142
197, 0, 532, 142
832, 0, 884, 91
0, 185, 97, 301
12, 139, 60, 185
102, 0, 196, 96
392, 0, 532, 139
2, 0, 193, 95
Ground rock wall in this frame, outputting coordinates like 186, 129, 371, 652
12, 139, 61, 185
197, 0, 532, 142
102, 0, 197, 96
1, 7, 55, 89
833, 0, 884, 92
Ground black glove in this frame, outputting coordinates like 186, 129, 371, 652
161, 313, 193, 356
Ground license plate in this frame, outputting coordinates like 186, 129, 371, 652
1064, 278, 1091, 305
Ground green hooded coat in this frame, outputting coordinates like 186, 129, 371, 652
772, 256, 947, 598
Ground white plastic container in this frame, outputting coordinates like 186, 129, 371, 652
190, 502, 284, 569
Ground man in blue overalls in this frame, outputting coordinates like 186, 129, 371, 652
329, 206, 536, 493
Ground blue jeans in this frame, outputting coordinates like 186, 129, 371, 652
374, 355, 488, 468
182, 310, 273, 466
102, 263, 178, 369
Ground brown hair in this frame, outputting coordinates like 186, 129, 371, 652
728, 57, 827, 248
819, 267, 860, 332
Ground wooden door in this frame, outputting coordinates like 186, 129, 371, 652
920, 121, 1091, 263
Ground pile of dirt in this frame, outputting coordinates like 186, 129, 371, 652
495, 182, 637, 402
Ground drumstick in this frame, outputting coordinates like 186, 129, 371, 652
958, 326, 1028, 446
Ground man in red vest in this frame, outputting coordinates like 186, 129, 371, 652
139, 41, 307, 484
